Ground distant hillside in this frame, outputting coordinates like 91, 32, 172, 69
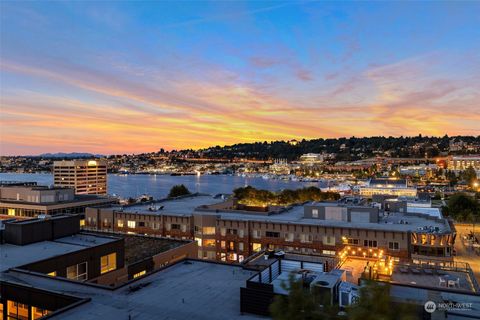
37, 152, 104, 158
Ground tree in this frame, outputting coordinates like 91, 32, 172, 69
270, 274, 339, 320
443, 193, 479, 221
347, 281, 417, 320
168, 184, 191, 198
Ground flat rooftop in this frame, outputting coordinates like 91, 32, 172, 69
117, 195, 450, 233
6, 260, 262, 320
0, 233, 119, 272
121, 194, 222, 216
0, 194, 114, 206
213, 205, 450, 233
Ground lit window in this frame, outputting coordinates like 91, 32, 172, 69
202, 227, 216, 235
100, 253, 117, 274
47, 271, 56, 277
127, 220, 136, 228
312, 209, 319, 218
239, 242, 244, 251
117, 220, 124, 228
79, 219, 85, 227
133, 270, 146, 279
252, 243, 262, 252
7, 208, 15, 216
195, 237, 202, 246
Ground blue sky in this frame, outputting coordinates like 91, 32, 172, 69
1, 1, 479, 155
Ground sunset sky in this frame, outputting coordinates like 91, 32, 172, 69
1, 1, 479, 155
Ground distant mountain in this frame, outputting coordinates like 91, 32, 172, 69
37, 152, 104, 158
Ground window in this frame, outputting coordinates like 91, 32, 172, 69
100, 253, 117, 274
203, 239, 216, 247
7, 300, 29, 320
266, 231, 280, 238
220, 228, 226, 236
152, 222, 160, 230
300, 234, 313, 243
312, 209, 319, 218
252, 243, 262, 252
252, 230, 261, 239
239, 242, 244, 251
347, 238, 359, 245
138, 221, 145, 227
127, 220, 135, 229
32, 306, 50, 319
7, 208, 15, 216
285, 233, 294, 242
171, 224, 181, 230
47, 271, 56, 277
322, 250, 336, 255
181, 224, 187, 232
117, 220, 124, 227
227, 228, 237, 235
221, 241, 226, 249
238, 229, 244, 238
322, 236, 335, 246
388, 242, 399, 250
195, 237, 202, 246
133, 270, 147, 279
202, 227, 216, 235
80, 219, 85, 227
364, 240, 378, 248
67, 262, 88, 281
239, 255, 245, 263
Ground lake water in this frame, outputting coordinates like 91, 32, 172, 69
0, 173, 327, 199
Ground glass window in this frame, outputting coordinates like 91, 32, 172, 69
100, 253, 117, 274
252, 243, 262, 252
127, 220, 135, 228
67, 262, 88, 281
133, 270, 146, 279
202, 227, 216, 235
312, 209, 319, 218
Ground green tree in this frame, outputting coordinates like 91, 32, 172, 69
443, 193, 479, 221
270, 274, 339, 320
168, 184, 191, 198
347, 281, 417, 320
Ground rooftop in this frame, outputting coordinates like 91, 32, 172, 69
6, 260, 262, 320
0, 233, 119, 272
214, 205, 451, 233
121, 194, 222, 216
0, 194, 114, 206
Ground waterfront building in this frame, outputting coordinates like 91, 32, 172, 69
359, 178, 417, 198
53, 159, 107, 195
0, 182, 115, 219
85, 194, 455, 266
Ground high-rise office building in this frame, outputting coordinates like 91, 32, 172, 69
53, 160, 107, 195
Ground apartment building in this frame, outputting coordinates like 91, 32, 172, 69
53, 159, 107, 195
359, 178, 417, 198
0, 182, 116, 219
85, 194, 455, 266
0, 215, 198, 319
447, 155, 480, 172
